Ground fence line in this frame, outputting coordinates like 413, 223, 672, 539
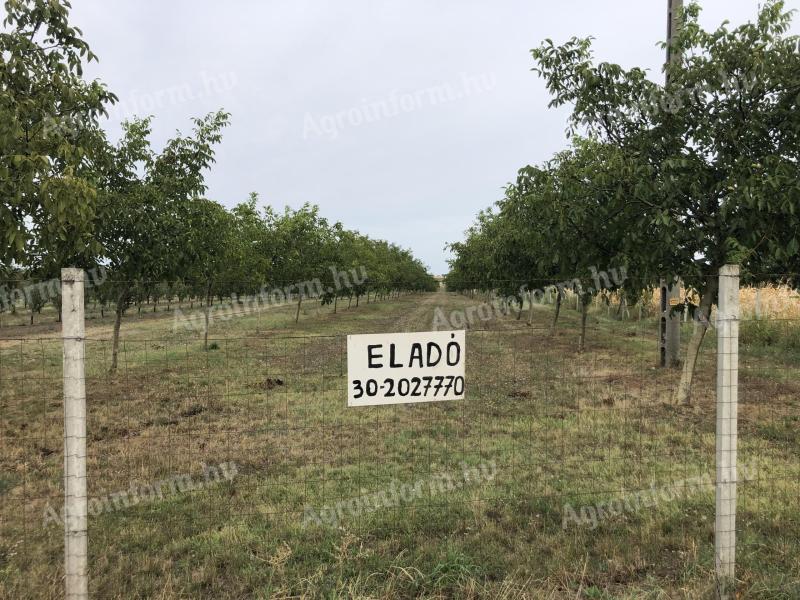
1, 266, 797, 597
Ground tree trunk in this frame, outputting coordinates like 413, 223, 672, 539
348, 295, 352, 309
295, 295, 302, 323
551, 289, 562, 329
356, 294, 360, 307
333, 294, 337, 314
204, 282, 212, 351
674, 278, 717, 405
110, 286, 129, 372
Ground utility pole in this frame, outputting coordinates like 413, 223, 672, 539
660, 0, 683, 368
666, 0, 684, 72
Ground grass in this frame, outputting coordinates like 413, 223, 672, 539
0, 289, 798, 598
741, 319, 800, 352
634, 285, 800, 321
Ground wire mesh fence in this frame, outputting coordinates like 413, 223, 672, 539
737, 311, 800, 596
1, 272, 798, 597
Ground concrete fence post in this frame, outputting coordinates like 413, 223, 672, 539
715, 264, 739, 599
754, 286, 762, 320
659, 277, 681, 367
62, 268, 88, 599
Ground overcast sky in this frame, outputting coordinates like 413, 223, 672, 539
64, 0, 800, 274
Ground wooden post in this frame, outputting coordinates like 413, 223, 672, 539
62, 268, 88, 598
715, 264, 739, 599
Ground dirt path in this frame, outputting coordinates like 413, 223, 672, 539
391, 289, 446, 332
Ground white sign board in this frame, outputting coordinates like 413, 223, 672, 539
347, 330, 465, 407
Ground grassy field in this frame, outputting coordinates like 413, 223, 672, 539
1, 289, 798, 598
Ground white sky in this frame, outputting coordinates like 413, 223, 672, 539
53, 1, 800, 273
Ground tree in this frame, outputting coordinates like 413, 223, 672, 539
180, 198, 235, 350
531, 0, 800, 402
267, 204, 334, 322
526, 140, 637, 350
97, 111, 230, 369
1, 0, 116, 268
226, 193, 274, 300
447, 139, 635, 349
498, 165, 567, 328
